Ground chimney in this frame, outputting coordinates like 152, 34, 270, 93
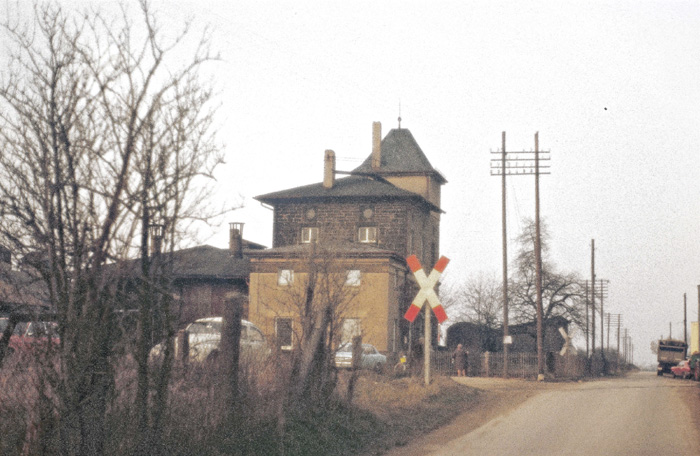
323, 149, 335, 189
371, 121, 382, 170
149, 224, 164, 257
229, 222, 244, 258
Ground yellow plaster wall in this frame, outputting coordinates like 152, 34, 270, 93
386, 175, 441, 208
248, 258, 401, 353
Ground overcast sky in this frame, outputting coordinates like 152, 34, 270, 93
16, 1, 700, 366
167, 0, 700, 368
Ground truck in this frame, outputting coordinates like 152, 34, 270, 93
657, 339, 687, 376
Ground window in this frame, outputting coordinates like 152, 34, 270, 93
301, 226, 318, 244
278, 269, 294, 286
345, 269, 361, 287
358, 226, 377, 243
341, 318, 362, 344
276, 318, 293, 350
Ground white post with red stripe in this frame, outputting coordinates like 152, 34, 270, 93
403, 255, 450, 386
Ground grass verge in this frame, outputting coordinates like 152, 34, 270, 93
331, 373, 481, 455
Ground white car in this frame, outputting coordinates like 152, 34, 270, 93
334, 343, 387, 372
150, 317, 268, 363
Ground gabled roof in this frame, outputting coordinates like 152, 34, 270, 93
255, 175, 441, 212
353, 128, 446, 183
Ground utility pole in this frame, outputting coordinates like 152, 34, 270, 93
499, 132, 509, 377
585, 281, 589, 357
598, 279, 609, 370
606, 313, 621, 369
616, 316, 621, 367
534, 132, 545, 379
684, 293, 688, 345
591, 240, 596, 358
490, 131, 550, 378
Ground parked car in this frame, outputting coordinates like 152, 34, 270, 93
150, 317, 268, 363
334, 343, 387, 372
0, 318, 60, 357
671, 359, 691, 379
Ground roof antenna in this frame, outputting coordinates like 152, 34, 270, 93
398, 101, 402, 129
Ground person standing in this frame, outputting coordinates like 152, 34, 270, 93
452, 343, 467, 377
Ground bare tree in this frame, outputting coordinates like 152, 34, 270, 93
442, 273, 502, 350
509, 219, 584, 335
0, 2, 223, 454
256, 244, 363, 417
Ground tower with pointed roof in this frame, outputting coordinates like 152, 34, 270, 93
353, 122, 446, 209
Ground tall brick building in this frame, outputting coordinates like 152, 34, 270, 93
247, 122, 446, 354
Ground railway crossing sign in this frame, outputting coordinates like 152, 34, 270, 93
559, 327, 575, 356
403, 255, 450, 324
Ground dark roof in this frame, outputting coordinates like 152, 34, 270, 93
255, 175, 441, 212
165, 245, 250, 280
353, 128, 446, 183
112, 243, 260, 281
248, 242, 405, 263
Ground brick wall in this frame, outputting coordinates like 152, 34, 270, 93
272, 198, 440, 264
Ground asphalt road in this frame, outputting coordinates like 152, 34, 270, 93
395, 372, 700, 456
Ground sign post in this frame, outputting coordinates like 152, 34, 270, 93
403, 255, 449, 386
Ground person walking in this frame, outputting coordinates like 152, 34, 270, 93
452, 343, 467, 377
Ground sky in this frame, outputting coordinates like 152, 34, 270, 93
9, 0, 700, 367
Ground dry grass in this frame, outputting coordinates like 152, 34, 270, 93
341, 373, 481, 453
0, 354, 481, 455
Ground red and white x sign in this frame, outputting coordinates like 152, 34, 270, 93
403, 255, 450, 324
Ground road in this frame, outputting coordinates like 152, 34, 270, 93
388, 372, 700, 456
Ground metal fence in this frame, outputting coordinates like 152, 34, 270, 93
432, 350, 589, 379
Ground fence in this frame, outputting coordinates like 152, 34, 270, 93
432, 350, 588, 379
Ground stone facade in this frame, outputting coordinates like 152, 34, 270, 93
272, 199, 439, 268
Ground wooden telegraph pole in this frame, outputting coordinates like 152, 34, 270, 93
501, 132, 509, 378
599, 279, 609, 371
490, 132, 510, 377
591, 240, 596, 358
684, 293, 688, 345
534, 132, 545, 379
585, 281, 589, 357
490, 132, 550, 379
